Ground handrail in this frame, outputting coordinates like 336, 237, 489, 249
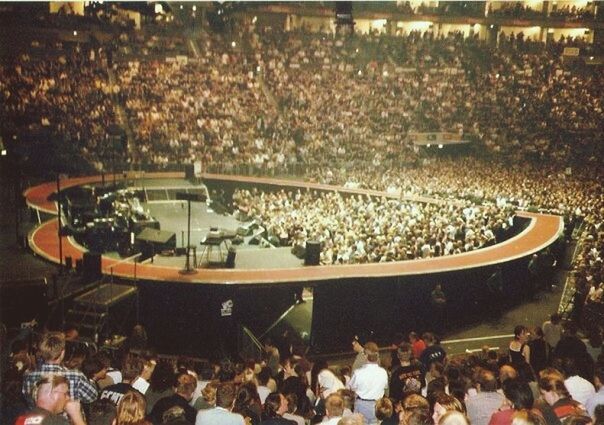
241, 326, 264, 352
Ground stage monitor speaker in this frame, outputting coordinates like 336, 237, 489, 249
83, 252, 102, 282
225, 248, 236, 269
184, 164, 195, 180
305, 241, 321, 266
136, 228, 177, 247
136, 228, 176, 260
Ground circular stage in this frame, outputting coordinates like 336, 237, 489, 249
26, 172, 563, 285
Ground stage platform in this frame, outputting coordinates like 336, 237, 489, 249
25, 173, 564, 284
23, 172, 565, 355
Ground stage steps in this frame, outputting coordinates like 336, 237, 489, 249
64, 283, 138, 343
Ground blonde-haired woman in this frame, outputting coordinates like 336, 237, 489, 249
116, 391, 151, 425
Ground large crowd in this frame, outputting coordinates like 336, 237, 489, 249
1, 6, 604, 421
232, 188, 514, 265
1, 320, 603, 425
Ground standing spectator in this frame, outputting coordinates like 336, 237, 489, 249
409, 332, 427, 360
389, 342, 424, 401
488, 378, 535, 425
509, 326, 531, 366
542, 314, 563, 358
263, 339, 281, 378
195, 382, 245, 425
149, 372, 197, 425
260, 392, 296, 424
323, 393, 345, 425
100, 355, 145, 406
115, 391, 151, 425
15, 374, 86, 425
347, 342, 389, 424
375, 397, 398, 425
351, 336, 368, 371
562, 358, 595, 406
528, 328, 548, 375
232, 382, 262, 425
432, 393, 466, 425
430, 284, 448, 333
466, 369, 505, 425
419, 333, 447, 370
282, 393, 304, 425
22, 332, 98, 406
536, 369, 588, 423
585, 367, 604, 419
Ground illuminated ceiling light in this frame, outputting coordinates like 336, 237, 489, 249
1, 149, 7, 156
427, 144, 431, 148
252, 16, 257, 23
383, 70, 389, 77
231, 41, 236, 47
180, 5, 183, 9
73, 30, 77, 36
192, 5, 197, 12
438, 144, 443, 149
358, 70, 362, 76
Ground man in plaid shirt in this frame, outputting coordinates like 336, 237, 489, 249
22, 332, 98, 407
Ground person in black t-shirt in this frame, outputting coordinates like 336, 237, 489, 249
389, 342, 424, 402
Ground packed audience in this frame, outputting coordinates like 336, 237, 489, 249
1, 320, 603, 425
232, 188, 514, 264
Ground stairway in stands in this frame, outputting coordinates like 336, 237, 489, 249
64, 282, 138, 344
107, 68, 136, 166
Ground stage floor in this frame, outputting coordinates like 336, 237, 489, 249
142, 184, 305, 270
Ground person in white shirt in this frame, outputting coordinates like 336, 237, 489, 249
347, 342, 388, 424
585, 367, 604, 419
562, 358, 595, 406
195, 382, 245, 425
542, 313, 563, 356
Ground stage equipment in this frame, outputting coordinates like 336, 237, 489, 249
83, 251, 102, 282
135, 228, 176, 260
225, 247, 237, 269
305, 241, 321, 266
198, 228, 237, 267
175, 192, 207, 273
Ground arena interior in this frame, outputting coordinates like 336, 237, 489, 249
1, 2, 603, 425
